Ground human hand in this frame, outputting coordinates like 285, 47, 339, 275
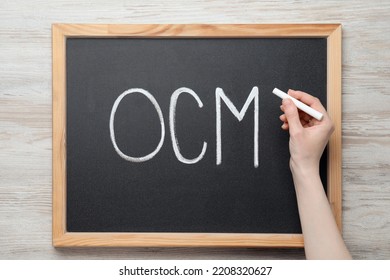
279, 89, 334, 175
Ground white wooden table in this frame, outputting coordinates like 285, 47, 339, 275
0, 0, 389, 259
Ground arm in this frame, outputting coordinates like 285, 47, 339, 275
280, 89, 351, 260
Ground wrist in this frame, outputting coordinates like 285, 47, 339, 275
290, 160, 323, 193
289, 159, 319, 178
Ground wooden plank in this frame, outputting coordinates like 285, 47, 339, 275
326, 25, 343, 231
55, 233, 303, 248
53, 23, 339, 37
52, 24, 67, 245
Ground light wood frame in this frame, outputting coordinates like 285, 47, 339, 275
53, 24, 342, 247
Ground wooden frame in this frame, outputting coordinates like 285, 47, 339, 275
53, 24, 342, 247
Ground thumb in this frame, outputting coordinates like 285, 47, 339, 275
282, 98, 302, 133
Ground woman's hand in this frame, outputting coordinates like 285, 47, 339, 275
279, 89, 335, 175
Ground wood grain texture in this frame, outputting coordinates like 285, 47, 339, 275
326, 25, 342, 230
55, 233, 304, 248
53, 23, 340, 37
52, 23, 67, 247
1, 0, 389, 259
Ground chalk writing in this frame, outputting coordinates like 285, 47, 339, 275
110, 87, 259, 167
216, 86, 259, 167
109, 88, 165, 162
170, 87, 207, 164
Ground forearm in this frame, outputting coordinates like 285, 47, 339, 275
291, 168, 351, 259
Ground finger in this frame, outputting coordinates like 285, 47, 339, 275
288, 89, 326, 113
282, 98, 303, 133
280, 105, 285, 112
281, 122, 289, 130
279, 114, 287, 122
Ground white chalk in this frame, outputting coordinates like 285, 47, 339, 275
272, 88, 324, 121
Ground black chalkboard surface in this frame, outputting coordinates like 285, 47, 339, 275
66, 37, 327, 233
53, 24, 342, 247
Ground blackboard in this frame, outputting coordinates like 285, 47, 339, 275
53, 24, 342, 247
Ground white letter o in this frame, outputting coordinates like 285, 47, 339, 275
109, 88, 165, 162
